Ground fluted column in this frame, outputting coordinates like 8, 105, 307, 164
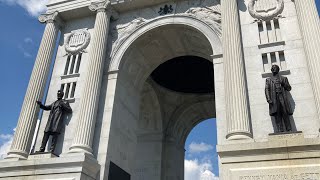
7, 12, 61, 159
69, 0, 111, 154
221, 0, 252, 140
294, 0, 320, 119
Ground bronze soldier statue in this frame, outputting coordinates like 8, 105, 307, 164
36, 90, 72, 153
265, 65, 293, 132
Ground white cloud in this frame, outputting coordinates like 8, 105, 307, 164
18, 37, 34, 58
185, 159, 219, 180
0, 0, 48, 17
18, 45, 32, 58
0, 133, 13, 160
189, 142, 214, 154
24, 37, 33, 44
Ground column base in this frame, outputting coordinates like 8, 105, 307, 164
5, 150, 28, 160
69, 144, 93, 155
226, 131, 252, 140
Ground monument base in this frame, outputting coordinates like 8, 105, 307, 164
29, 151, 59, 159
217, 132, 320, 180
0, 153, 100, 180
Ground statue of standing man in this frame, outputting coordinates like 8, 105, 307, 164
265, 65, 293, 133
36, 90, 72, 153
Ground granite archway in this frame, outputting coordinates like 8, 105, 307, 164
98, 15, 223, 180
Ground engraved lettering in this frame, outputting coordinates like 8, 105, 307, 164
239, 173, 320, 180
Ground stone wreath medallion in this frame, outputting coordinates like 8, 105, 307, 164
65, 28, 91, 55
248, 0, 284, 21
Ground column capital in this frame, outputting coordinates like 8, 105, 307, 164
89, 0, 111, 13
38, 11, 64, 27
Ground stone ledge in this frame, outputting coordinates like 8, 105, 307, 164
228, 161, 320, 180
61, 73, 80, 80
258, 41, 286, 49
0, 153, 100, 179
217, 136, 320, 164
268, 131, 303, 141
28, 152, 59, 160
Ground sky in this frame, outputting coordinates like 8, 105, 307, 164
0, 0, 319, 179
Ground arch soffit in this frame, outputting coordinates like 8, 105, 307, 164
109, 15, 223, 72
164, 95, 215, 145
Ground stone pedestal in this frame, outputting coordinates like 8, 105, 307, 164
28, 152, 59, 159
217, 133, 320, 180
0, 153, 100, 180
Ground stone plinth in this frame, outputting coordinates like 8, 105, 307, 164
28, 152, 59, 160
0, 153, 99, 180
268, 131, 304, 141
217, 136, 320, 180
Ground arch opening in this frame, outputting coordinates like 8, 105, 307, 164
184, 119, 219, 180
105, 17, 221, 180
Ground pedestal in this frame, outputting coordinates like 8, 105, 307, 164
0, 153, 100, 180
217, 132, 320, 180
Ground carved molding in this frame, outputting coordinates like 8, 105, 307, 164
111, 17, 147, 57
64, 28, 91, 55
248, 0, 284, 21
89, 0, 111, 12
38, 11, 63, 26
185, 6, 221, 36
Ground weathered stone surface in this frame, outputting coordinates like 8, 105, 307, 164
2, 0, 320, 179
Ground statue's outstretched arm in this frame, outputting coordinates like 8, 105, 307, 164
36, 101, 52, 110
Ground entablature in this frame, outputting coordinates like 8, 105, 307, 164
47, 0, 183, 20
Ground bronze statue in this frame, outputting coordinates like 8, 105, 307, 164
36, 90, 72, 153
265, 65, 293, 132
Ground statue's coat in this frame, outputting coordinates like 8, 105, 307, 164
265, 76, 293, 116
40, 100, 72, 133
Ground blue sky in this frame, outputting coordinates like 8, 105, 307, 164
0, 0, 319, 179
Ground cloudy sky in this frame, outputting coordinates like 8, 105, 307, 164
0, 0, 319, 179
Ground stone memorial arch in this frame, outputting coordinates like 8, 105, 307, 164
1, 0, 320, 180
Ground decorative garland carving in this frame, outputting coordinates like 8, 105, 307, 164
185, 6, 221, 36
248, 0, 284, 21
64, 28, 91, 55
111, 17, 146, 57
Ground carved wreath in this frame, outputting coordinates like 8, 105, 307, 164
248, 0, 284, 21
64, 29, 91, 55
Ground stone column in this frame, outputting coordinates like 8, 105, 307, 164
69, 0, 111, 154
7, 12, 61, 159
221, 0, 252, 140
294, 0, 320, 119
